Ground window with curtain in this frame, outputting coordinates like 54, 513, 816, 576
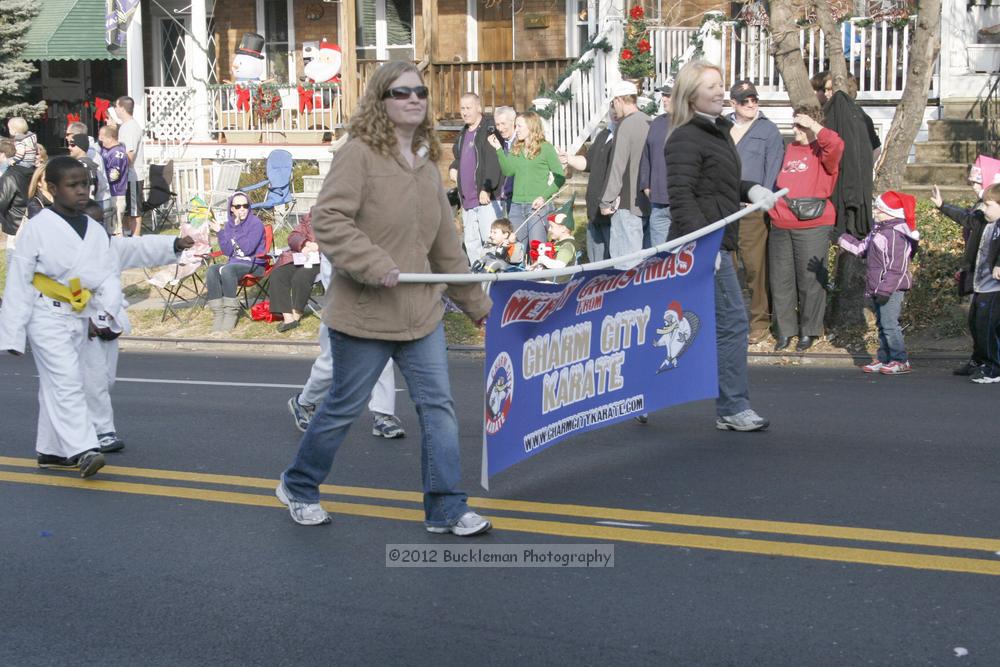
263, 0, 290, 82
357, 0, 414, 61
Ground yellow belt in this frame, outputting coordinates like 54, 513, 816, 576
32, 273, 92, 312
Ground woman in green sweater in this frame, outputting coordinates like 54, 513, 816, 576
487, 111, 565, 246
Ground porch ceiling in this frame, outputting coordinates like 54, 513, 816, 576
22, 0, 125, 61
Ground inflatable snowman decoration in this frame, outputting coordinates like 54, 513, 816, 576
231, 33, 265, 112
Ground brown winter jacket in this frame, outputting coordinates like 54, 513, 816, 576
312, 138, 491, 340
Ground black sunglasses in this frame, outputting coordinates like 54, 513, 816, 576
231, 203, 249, 209
383, 85, 429, 101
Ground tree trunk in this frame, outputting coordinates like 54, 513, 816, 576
767, 0, 822, 113
812, 1, 849, 94
874, 0, 942, 192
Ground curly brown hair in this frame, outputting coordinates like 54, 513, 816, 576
346, 62, 440, 162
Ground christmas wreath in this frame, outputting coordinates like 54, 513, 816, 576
254, 84, 283, 124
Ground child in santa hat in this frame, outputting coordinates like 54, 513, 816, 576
838, 190, 921, 375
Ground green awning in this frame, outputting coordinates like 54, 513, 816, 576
22, 0, 125, 61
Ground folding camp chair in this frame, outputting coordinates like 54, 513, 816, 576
208, 160, 245, 222
240, 150, 296, 231
218, 223, 276, 313
143, 161, 177, 232
145, 197, 215, 322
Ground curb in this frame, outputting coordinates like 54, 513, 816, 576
120, 336, 969, 366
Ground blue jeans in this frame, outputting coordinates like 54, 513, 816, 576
648, 204, 672, 247
282, 324, 470, 527
874, 291, 907, 362
609, 209, 644, 259
715, 251, 751, 417
461, 201, 501, 265
206, 262, 264, 299
508, 201, 551, 248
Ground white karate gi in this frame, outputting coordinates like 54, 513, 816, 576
300, 256, 397, 413
81, 235, 180, 435
0, 210, 121, 458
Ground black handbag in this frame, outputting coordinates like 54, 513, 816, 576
784, 196, 827, 221
446, 187, 461, 208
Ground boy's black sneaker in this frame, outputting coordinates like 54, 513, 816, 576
971, 367, 1000, 384
953, 359, 979, 376
76, 450, 106, 478
37, 454, 78, 469
37, 450, 106, 478
97, 432, 125, 453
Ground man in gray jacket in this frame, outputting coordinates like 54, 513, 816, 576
728, 80, 785, 343
600, 80, 651, 263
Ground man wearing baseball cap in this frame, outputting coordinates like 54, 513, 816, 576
728, 80, 784, 344
600, 80, 651, 265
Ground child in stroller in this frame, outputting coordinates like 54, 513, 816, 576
471, 218, 525, 273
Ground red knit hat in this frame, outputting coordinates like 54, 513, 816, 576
875, 190, 917, 232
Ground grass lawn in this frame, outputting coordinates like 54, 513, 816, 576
0, 198, 973, 350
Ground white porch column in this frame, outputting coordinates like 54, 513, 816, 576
189, 0, 212, 141
599, 0, 625, 90
126, 5, 146, 125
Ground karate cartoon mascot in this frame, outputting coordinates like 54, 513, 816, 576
231, 33, 266, 112
652, 300, 699, 372
487, 372, 511, 421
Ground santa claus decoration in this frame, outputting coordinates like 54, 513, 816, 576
304, 39, 342, 84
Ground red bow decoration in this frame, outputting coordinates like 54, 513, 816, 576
529, 240, 556, 262
95, 97, 111, 122
66, 113, 81, 127
297, 84, 315, 114
235, 84, 252, 112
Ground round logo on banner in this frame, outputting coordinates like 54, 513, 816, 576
485, 352, 514, 435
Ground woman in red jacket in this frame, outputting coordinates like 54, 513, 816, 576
767, 109, 844, 351
268, 213, 320, 332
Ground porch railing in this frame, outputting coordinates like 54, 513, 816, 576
649, 27, 698, 86
207, 83, 344, 139
718, 17, 930, 101
428, 58, 575, 121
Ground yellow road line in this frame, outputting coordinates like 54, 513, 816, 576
3, 455, 1000, 552
3, 470, 1000, 577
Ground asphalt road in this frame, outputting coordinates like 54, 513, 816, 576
1, 350, 999, 666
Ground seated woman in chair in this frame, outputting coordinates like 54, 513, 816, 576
207, 192, 266, 332
269, 212, 321, 332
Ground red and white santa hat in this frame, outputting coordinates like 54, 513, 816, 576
667, 300, 683, 319
875, 190, 917, 232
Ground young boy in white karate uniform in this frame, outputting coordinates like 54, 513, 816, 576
81, 201, 194, 452
0, 158, 122, 477
287, 255, 406, 438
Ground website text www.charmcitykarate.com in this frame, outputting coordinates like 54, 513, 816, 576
523, 395, 644, 452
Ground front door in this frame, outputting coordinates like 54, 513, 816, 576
476, 0, 514, 111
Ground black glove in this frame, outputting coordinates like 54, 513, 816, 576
96, 328, 123, 341
174, 236, 195, 252
874, 294, 890, 306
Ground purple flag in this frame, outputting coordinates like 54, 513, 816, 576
106, 0, 141, 52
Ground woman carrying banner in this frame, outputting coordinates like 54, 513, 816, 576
277, 61, 494, 535
664, 59, 775, 432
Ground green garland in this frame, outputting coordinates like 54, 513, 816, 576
530, 36, 613, 119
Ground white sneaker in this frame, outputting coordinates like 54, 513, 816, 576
716, 409, 769, 432
426, 511, 492, 536
276, 480, 331, 526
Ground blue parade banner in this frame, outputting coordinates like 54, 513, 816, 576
481, 229, 723, 486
